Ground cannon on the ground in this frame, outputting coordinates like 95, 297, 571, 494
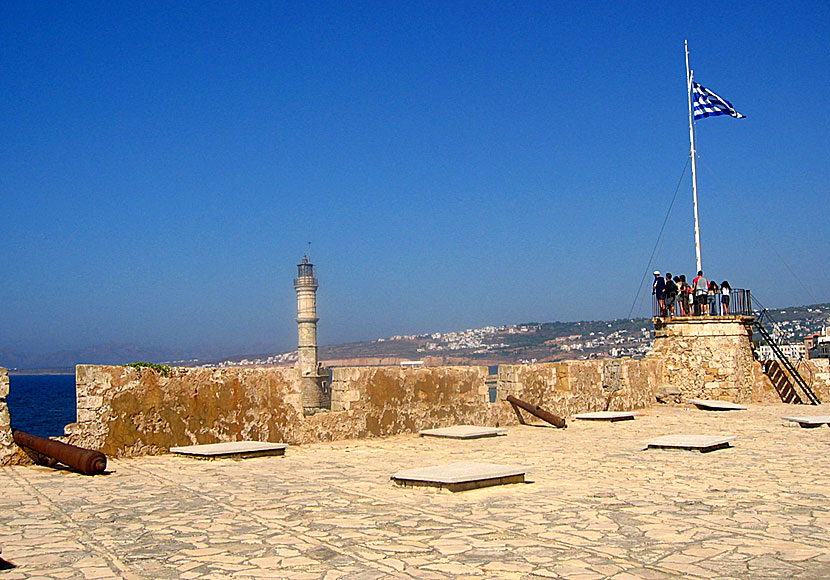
12, 430, 107, 475
506, 395, 567, 428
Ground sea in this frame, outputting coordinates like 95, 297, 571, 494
6, 374, 77, 438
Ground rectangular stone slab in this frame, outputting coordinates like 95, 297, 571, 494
170, 441, 288, 459
782, 416, 830, 428
419, 425, 507, 439
642, 434, 735, 452
574, 411, 640, 422
687, 399, 748, 411
392, 462, 530, 492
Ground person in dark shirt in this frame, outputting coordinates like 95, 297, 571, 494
653, 271, 666, 316
665, 273, 678, 316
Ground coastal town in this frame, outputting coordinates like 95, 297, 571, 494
208, 302, 830, 369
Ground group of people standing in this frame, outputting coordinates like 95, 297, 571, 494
653, 270, 732, 317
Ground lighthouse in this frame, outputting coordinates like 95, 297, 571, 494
294, 255, 328, 410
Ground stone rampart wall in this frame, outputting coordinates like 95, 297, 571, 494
61, 359, 662, 457
498, 358, 663, 415
0, 367, 16, 465
66, 365, 302, 456
322, 365, 514, 438
64, 365, 518, 455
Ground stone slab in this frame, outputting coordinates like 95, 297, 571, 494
642, 434, 735, 453
687, 399, 748, 411
392, 462, 531, 492
573, 411, 641, 422
782, 416, 830, 428
170, 441, 287, 459
419, 425, 507, 439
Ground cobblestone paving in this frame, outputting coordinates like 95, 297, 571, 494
2, 404, 829, 579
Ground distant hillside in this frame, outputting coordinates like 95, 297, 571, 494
209, 303, 830, 368
5, 303, 829, 372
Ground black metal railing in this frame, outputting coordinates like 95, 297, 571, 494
293, 276, 318, 287
652, 288, 751, 318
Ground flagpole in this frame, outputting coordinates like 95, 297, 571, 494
685, 40, 703, 274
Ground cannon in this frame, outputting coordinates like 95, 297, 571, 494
506, 395, 567, 429
12, 430, 107, 475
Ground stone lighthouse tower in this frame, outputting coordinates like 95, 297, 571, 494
294, 255, 327, 410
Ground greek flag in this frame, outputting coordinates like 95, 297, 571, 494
693, 82, 745, 120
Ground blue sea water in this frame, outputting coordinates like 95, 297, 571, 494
6, 374, 77, 438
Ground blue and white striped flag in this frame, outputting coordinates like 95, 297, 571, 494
692, 82, 745, 120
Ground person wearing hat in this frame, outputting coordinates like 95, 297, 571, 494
653, 270, 666, 317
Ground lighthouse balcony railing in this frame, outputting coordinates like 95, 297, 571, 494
294, 276, 318, 286
652, 288, 752, 318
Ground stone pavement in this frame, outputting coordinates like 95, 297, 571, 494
1, 404, 829, 580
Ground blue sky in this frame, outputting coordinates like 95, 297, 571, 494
2, 1, 828, 357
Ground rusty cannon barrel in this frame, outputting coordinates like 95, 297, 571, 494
12, 430, 107, 475
506, 395, 567, 429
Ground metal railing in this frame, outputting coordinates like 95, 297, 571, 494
293, 276, 318, 287
652, 288, 752, 318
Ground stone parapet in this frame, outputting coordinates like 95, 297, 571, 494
63, 350, 824, 458
653, 315, 755, 338
66, 365, 302, 456
326, 365, 511, 438
0, 367, 15, 465
497, 358, 661, 416
67, 359, 666, 457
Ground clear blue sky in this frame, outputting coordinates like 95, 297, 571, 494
2, 1, 828, 357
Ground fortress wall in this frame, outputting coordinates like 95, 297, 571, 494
58, 356, 830, 458
497, 358, 662, 416
65, 364, 516, 455
316, 365, 516, 440
0, 367, 17, 465
312, 360, 660, 440
65, 365, 303, 457
58, 356, 729, 457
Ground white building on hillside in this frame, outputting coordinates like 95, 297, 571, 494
806, 326, 830, 359
755, 343, 806, 362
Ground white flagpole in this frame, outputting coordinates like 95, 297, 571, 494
685, 40, 703, 274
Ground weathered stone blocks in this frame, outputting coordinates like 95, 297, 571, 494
0, 367, 17, 465
67, 365, 303, 456
648, 316, 777, 403
329, 365, 507, 437
498, 358, 661, 416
